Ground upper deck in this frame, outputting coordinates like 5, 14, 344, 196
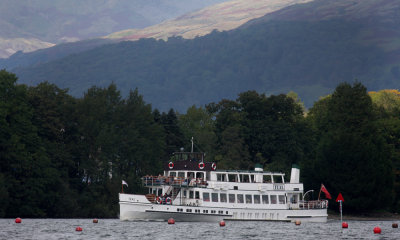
143, 167, 302, 192
148, 151, 304, 194
164, 152, 216, 171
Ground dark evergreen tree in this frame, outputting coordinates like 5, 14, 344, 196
152, 109, 161, 123
160, 109, 184, 154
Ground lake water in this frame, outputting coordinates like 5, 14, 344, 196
1, 219, 399, 240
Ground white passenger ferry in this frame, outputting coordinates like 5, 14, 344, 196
119, 151, 328, 222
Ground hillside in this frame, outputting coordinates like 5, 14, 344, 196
1, 0, 311, 68
0, 37, 54, 59
11, 0, 400, 111
243, 0, 400, 52
0, 39, 115, 70
106, 0, 313, 40
0, 0, 228, 58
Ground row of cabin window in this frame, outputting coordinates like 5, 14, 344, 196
168, 171, 284, 183
203, 192, 285, 204
217, 173, 284, 183
183, 190, 285, 204
170, 171, 205, 179
177, 208, 228, 215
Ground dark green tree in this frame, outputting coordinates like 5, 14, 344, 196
207, 99, 247, 169
178, 105, 217, 160
215, 124, 251, 170
209, 91, 310, 173
72, 84, 124, 216
160, 109, 184, 154
370, 90, 400, 211
118, 89, 165, 178
75, 84, 122, 185
27, 82, 80, 217
239, 92, 311, 174
0, 70, 53, 217
308, 82, 393, 211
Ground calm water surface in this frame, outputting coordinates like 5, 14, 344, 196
1, 219, 399, 240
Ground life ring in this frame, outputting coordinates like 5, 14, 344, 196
166, 197, 171, 204
168, 162, 174, 169
156, 197, 161, 204
199, 162, 205, 170
211, 163, 216, 170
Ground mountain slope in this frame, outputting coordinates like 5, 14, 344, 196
12, 0, 400, 111
0, 37, 54, 59
0, 0, 228, 58
0, 39, 115, 70
106, 0, 313, 40
243, 0, 400, 52
0, 0, 229, 43
0, 0, 311, 69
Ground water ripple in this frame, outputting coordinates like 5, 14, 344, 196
1, 218, 400, 240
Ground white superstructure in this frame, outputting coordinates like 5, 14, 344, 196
119, 151, 328, 222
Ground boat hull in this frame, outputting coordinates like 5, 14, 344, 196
120, 207, 226, 222
119, 193, 327, 223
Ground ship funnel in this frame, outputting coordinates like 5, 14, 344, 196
290, 164, 300, 183
254, 163, 263, 172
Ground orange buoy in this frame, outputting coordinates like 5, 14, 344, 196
15, 218, 22, 223
373, 226, 381, 234
168, 218, 175, 224
93, 218, 98, 223
76, 227, 83, 232
295, 220, 301, 226
219, 220, 225, 227
392, 223, 398, 228
342, 222, 348, 228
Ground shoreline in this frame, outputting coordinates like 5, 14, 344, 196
328, 211, 400, 221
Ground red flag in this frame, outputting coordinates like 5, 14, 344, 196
320, 184, 332, 199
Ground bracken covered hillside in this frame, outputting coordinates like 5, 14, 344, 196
106, 0, 313, 40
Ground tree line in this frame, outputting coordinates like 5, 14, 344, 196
1, 69, 400, 217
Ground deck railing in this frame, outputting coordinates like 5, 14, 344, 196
142, 176, 208, 188
297, 200, 328, 209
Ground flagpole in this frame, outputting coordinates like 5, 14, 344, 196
318, 185, 322, 200
121, 183, 123, 193
335, 193, 344, 227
